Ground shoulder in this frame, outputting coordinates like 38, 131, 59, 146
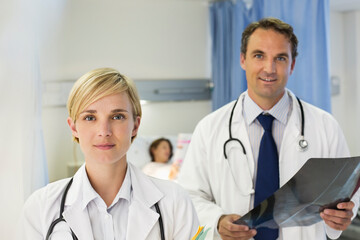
130, 163, 190, 202
300, 100, 340, 127
199, 100, 236, 125
288, 90, 339, 127
152, 178, 189, 200
24, 178, 70, 210
148, 177, 197, 222
20, 178, 71, 236
142, 172, 200, 237
193, 99, 238, 140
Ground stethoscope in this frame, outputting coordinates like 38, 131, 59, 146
223, 96, 308, 159
46, 178, 165, 240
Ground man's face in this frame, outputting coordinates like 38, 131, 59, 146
240, 28, 296, 109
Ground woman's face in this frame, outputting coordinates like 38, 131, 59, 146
67, 92, 140, 166
152, 141, 171, 163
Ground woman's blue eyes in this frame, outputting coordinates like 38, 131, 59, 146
83, 114, 125, 121
84, 116, 95, 121
113, 114, 125, 120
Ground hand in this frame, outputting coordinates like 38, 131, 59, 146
320, 201, 355, 231
217, 214, 257, 240
168, 163, 180, 180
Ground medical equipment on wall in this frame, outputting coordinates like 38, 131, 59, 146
46, 178, 165, 240
223, 96, 308, 159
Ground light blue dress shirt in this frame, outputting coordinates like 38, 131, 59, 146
242, 91, 293, 186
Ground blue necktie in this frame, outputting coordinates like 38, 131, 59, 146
254, 114, 279, 240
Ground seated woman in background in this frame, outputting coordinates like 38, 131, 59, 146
142, 138, 175, 180
19, 68, 199, 240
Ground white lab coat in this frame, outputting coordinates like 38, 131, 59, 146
178, 90, 359, 240
19, 163, 199, 240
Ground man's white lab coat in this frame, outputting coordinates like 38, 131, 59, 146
179, 90, 359, 240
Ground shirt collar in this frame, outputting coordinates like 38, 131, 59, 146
109, 165, 132, 208
243, 91, 291, 125
81, 164, 132, 210
243, 92, 263, 125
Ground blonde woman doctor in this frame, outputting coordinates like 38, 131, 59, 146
19, 68, 199, 239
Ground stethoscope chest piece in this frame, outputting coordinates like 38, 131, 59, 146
298, 138, 308, 152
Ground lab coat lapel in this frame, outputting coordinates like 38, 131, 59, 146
280, 91, 302, 152
126, 163, 163, 239
279, 90, 308, 185
225, 94, 255, 196
127, 199, 160, 239
62, 164, 94, 240
63, 200, 94, 240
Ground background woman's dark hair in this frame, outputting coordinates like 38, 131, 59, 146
149, 138, 173, 162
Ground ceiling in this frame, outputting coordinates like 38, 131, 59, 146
330, 0, 360, 11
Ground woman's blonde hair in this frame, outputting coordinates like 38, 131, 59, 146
67, 68, 142, 143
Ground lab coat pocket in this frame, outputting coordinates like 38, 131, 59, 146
49, 221, 74, 240
225, 142, 254, 196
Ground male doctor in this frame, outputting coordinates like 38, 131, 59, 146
178, 17, 359, 240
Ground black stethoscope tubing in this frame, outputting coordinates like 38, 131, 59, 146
46, 178, 77, 240
296, 97, 305, 137
223, 96, 306, 159
223, 99, 246, 158
46, 178, 165, 240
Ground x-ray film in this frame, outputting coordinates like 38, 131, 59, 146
234, 157, 360, 229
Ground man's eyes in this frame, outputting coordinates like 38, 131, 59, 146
252, 54, 287, 61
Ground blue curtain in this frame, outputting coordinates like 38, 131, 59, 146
210, 0, 331, 112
